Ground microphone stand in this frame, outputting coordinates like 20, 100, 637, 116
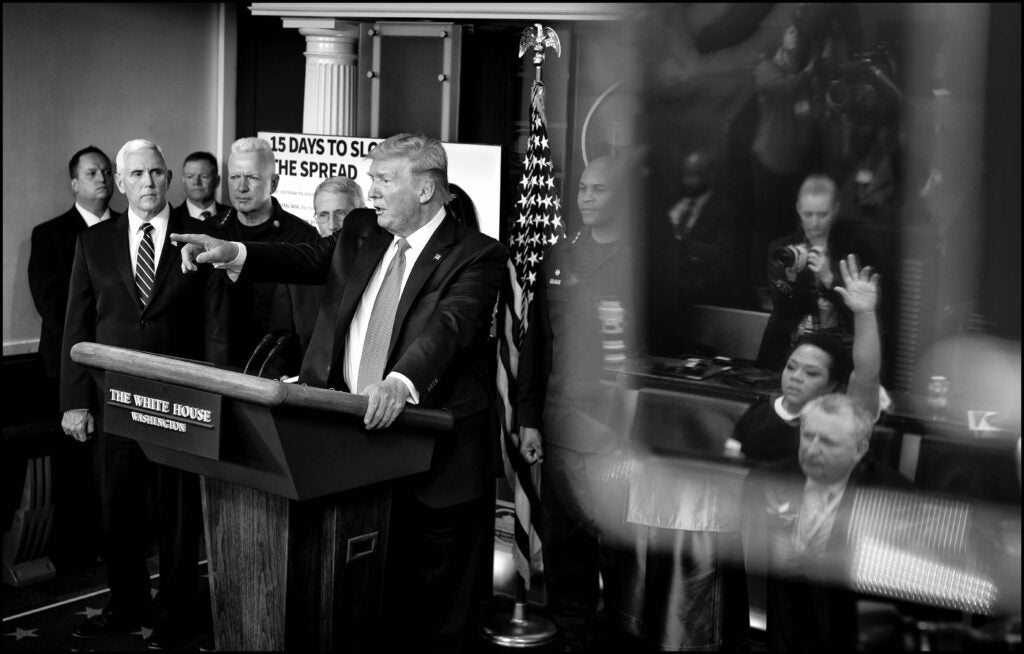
257, 335, 291, 379
243, 333, 276, 376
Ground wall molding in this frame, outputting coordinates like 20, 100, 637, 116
250, 3, 625, 22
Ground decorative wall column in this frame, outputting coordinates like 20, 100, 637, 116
283, 19, 359, 136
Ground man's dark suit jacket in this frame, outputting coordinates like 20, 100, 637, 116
60, 211, 229, 412
29, 206, 121, 378
672, 192, 744, 307
169, 201, 230, 223
241, 211, 508, 508
748, 456, 910, 652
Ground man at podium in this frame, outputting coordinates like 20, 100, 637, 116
172, 133, 508, 652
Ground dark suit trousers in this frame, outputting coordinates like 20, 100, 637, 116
94, 430, 202, 629
767, 575, 857, 652
538, 444, 625, 626
384, 491, 494, 653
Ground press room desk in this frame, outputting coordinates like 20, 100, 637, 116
879, 395, 1020, 503
615, 357, 1020, 504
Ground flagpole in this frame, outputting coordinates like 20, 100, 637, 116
480, 22, 561, 650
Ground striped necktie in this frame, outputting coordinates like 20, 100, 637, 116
135, 223, 156, 308
357, 238, 410, 393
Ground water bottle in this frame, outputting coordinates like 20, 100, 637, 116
926, 375, 950, 421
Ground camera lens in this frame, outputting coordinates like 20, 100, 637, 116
772, 246, 797, 268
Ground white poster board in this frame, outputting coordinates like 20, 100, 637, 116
258, 132, 502, 240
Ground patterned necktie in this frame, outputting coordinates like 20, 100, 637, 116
199, 210, 211, 221
357, 238, 411, 393
135, 223, 156, 309
795, 484, 838, 557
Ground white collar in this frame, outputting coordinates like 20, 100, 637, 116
803, 476, 849, 504
75, 203, 111, 227
773, 396, 802, 424
186, 198, 217, 215
399, 207, 446, 251
127, 202, 170, 232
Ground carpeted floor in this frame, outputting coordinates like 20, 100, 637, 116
3, 516, 766, 652
2, 548, 649, 653
3, 556, 215, 652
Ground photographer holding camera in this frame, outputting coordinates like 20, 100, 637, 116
756, 174, 871, 371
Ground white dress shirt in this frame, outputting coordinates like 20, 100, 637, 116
127, 204, 170, 277
666, 190, 710, 237
343, 207, 446, 400
185, 199, 217, 219
793, 477, 848, 558
223, 207, 447, 401
75, 203, 111, 227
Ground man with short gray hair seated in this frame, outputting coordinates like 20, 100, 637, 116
752, 392, 908, 651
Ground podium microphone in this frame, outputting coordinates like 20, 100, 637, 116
257, 334, 293, 379
243, 333, 277, 376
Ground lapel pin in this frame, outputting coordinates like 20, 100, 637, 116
433, 253, 442, 261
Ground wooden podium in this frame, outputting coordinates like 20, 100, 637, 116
71, 343, 452, 652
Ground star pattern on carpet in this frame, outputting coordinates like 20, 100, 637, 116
131, 626, 154, 640
5, 627, 39, 641
75, 606, 103, 619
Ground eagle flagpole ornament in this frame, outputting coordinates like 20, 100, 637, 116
481, 22, 561, 650
519, 23, 561, 79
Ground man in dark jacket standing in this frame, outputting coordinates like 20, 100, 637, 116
516, 155, 637, 650
214, 136, 318, 369
28, 145, 119, 569
30, 146, 120, 381
173, 133, 507, 652
61, 139, 227, 649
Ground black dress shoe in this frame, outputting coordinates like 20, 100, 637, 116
72, 610, 142, 639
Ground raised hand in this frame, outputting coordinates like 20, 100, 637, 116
835, 254, 879, 314
169, 233, 239, 273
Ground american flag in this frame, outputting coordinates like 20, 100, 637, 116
495, 80, 565, 587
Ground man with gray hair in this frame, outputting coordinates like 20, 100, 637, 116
217, 136, 318, 368
60, 139, 227, 647
172, 133, 507, 651
312, 175, 364, 237
753, 392, 908, 651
